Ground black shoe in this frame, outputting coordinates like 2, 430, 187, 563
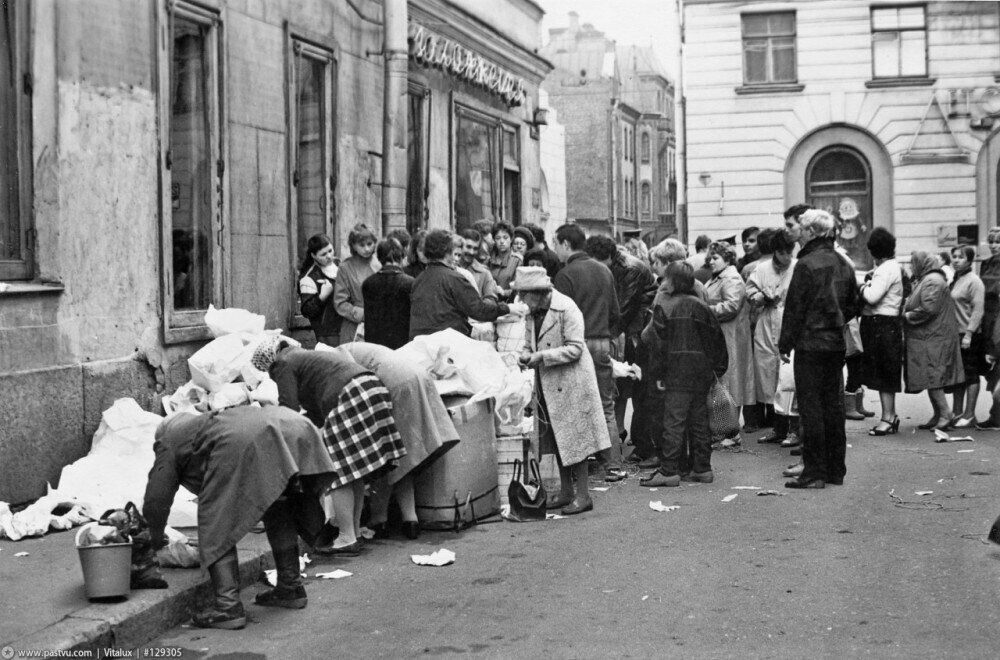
546, 493, 573, 509
402, 521, 420, 540
785, 478, 825, 489
917, 416, 940, 430
827, 477, 844, 486
561, 498, 594, 515
255, 585, 307, 609
314, 522, 339, 548
604, 467, 628, 483
758, 433, 786, 444
315, 541, 362, 557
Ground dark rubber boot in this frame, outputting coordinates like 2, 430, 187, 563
257, 497, 308, 609
194, 548, 246, 630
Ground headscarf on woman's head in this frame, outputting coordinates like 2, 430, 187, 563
250, 335, 299, 372
909, 251, 941, 281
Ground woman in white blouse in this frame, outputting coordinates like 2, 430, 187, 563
860, 228, 905, 436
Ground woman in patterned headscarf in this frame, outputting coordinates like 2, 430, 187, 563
903, 251, 965, 431
252, 336, 406, 556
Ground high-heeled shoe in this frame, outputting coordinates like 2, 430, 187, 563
869, 416, 900, 436
933, 416, 955, 432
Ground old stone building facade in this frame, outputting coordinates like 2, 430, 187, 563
0, 0, 553, 504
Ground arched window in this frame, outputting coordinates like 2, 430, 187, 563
641, 182, 651, 215
806, 146, 873, 269
641, 132, 650, 163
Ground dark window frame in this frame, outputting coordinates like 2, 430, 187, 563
157, 0, 225, 344
0, 0, 34, 281
285, 27, 339, 331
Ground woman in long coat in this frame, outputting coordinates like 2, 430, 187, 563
143, 406, 337, 629
253, 337, 406, 555
334, 223, 380, 344
904, 251, 965, 430
515, 267, 610, 516
746, 231, 796, 443
705, 241, 756, 444
333, 342, 460, 539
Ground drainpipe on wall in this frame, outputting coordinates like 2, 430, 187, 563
381, 0, 408, 235
675, 0, 688, 242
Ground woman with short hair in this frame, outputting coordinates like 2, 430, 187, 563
298, 233, 342, 346
705, 241, 756, 445
333, 223, 380, 344
860, 227, 905, 436
904, 252, 965, 431
949, 244, 986, 428
488, 221, 522, 299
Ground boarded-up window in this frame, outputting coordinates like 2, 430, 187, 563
742, 12, 797, 85
1, 0, 32, 280
871, 6, 927, 78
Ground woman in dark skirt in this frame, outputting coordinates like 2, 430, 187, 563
949, 245, 987, 428
860, 228, 905, 436
253, 337, 406, 555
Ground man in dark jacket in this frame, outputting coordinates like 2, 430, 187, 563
409, 229, 518, 339
524, 222, 563, 279
362, 238, 414, 349
554, 223, 626, 481
585, 234, 657, 458
639, 261, 728, 487
779, 209, 862, 489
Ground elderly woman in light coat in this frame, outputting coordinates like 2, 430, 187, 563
705, 241, 756, 445
904, 251, 965, 431
516, 266, 610, 516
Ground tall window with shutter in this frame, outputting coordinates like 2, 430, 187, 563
1, 0, 32, 281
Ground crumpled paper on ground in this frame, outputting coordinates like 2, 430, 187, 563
316, 569, 352, 579
648, 501, 680, 512
411, 548, 455, 566
0, 496, 91, 541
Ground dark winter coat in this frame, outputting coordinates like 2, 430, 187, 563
361, 265, 414, 349
641, 291, 728, 392
779, 237, 861, 355
409, 261, 510, 339
299, 263, 342, 342
553, 252, 621, 339
609, 248, 657, 339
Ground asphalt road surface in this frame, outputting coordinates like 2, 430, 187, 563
146, 393, 1000, 658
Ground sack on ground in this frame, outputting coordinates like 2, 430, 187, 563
844, 318, 863, 357
707, 378, 740, 440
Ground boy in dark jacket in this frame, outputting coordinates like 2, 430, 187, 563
640, 261, 728, 487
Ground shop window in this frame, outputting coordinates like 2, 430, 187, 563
289, 38, 336, 275
641, 132, 650, 163
742, 12, 797, 85
454, 108, 497, 231
807, 146, 873, 270
641, 182, 651, 215
871, 5, 927, 79
502, 126, 520, 225
160, 2, 223, 341
1, 0, 32, 281
406, 85, 429, 235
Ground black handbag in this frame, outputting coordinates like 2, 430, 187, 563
507, 458, 547, 522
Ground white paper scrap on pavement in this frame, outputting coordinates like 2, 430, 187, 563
915, 491, 933, 496
721, 494, 738, 503
14, 552, 28, 557
957, 449, 975, 453
316, 569, 353, 579
649, 501, 679, 512
545, 513, 566, 520
732, 486, 760, 490
411, 549, 455, 567
589, 487, 610, 493
265, 569, 308, 586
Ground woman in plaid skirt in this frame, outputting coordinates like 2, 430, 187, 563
253, 337, 406, 556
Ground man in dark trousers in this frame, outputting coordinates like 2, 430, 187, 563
585, 234, 657, 463
553, 224, 626, 482
779, 209, 861, 489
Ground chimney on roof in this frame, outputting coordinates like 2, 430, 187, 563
568, 11, 579, 33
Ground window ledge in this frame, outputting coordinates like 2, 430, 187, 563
735, 83, 805, 95
865, 77, 935, 89
0, 281, 66, 297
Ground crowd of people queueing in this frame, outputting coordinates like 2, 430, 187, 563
140, 209, 998, 630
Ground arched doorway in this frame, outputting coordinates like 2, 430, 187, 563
785, 124, 893, 269
806, 146, 873, 269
